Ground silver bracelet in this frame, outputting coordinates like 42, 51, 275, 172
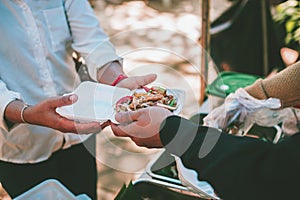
20, 104, 29, 123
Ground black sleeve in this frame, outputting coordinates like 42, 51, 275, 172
159, 116, 300, 200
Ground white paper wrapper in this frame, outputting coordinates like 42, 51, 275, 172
173, 155, 220, 199
56, 81, 184, 124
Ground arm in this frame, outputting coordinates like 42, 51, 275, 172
0, 80, 22, 131
64, 0, 157, 87
204, 62, 300, 130
64, 0, 120, 82
1, 78, 103, 134
112, 109, 300, 199
160, 116, 300, 199
246, 61, 300, 108
4, 94, 105, 134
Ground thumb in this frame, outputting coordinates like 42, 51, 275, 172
121, 74, 157, 90
136, 74, 157, 87
50, 94, 78, 108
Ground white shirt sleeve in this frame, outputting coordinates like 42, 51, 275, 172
64, 0, 120, 81
0, 80, 22, 131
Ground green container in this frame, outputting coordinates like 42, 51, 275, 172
206, 71, 261, 98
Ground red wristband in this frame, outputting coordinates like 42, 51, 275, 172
294, 103, 300, 109
111, 74, 128, 86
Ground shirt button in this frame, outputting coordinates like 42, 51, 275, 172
22, 5, 28, 10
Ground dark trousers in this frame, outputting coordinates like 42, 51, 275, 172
0, 134, 97, 199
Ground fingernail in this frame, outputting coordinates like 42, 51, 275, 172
69, 94, 76, 102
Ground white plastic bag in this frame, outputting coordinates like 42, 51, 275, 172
203, 88, 289, 134
282, 108, 300, 136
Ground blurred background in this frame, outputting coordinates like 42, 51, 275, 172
0, 1, 297, 199
81, 0, 300, 199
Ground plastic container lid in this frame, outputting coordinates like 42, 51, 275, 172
56, 81, 185, 124
14, 179, 91, 200
206, 71, 261, 98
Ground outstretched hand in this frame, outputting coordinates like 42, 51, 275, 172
111, 107, 172, 148
23, 94, 105, 134
18, 73, 156, 134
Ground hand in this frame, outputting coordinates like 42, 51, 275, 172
116, 74, 157, 90
96, 61, 157, 89
111, 107, 173, 148
23, 95, 105, 134
203, 88, 282, 133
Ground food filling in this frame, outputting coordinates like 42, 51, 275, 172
116, 86, 178, 112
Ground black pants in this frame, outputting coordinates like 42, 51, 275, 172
0, 134, 97, 199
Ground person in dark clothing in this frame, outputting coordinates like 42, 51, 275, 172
111, 61, 300, 199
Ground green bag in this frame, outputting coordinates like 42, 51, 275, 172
206, 71, 260, 98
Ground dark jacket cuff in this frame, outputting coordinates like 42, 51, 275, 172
159, 115, 205, 156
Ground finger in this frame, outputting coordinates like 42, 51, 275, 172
114, 121, 157, 139
135, 74, 157, 87
56, 116, 102, 134
111, 123, 129, 137
111, 122, 143, 138
51, 94, 78, 108
115, 110, 143, 124
121, 74, 156, 90
100, 121, 110, 129
74, 122, 102, 134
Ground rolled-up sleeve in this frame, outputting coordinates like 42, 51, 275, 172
246, 61, 300, 108
64, 0, 120, 80
0, 80, 22, 131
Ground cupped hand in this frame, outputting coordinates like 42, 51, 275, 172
23, 94, 105, 134
111, 107, 173, 148
116, 74, 157, 90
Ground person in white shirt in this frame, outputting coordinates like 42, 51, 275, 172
0, 0, 156, 199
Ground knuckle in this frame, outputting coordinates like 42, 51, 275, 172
61, 96, 70, 104
56, 119, 65, 128
118, 114, 126, 122
58, 120, 74, 133
121, 112, 131, 122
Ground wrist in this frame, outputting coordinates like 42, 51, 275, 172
20, 104, 29, 123
97, 61, 125, 84
20, 104, 32, 124
111, 74, 128, 86
4, 100, 28, 124
245, 79, 269, 100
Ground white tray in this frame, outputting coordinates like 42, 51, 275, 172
14, 179, 91, 200
173, 155, 220, 199
56, 81, 184, 124
145, 150, 220, 200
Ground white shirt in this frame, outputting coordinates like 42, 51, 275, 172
0, 0, 119, 163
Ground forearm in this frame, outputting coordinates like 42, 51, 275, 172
0, 80, 23, 130
3, 100, 27, 124
159, 116, 300, 199
246, 61, 300, 108
96, 61, 125, 85
4, 95, 103, 134
65, 0, 120, 81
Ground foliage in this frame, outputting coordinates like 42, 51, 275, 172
274, 0, 300, 51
